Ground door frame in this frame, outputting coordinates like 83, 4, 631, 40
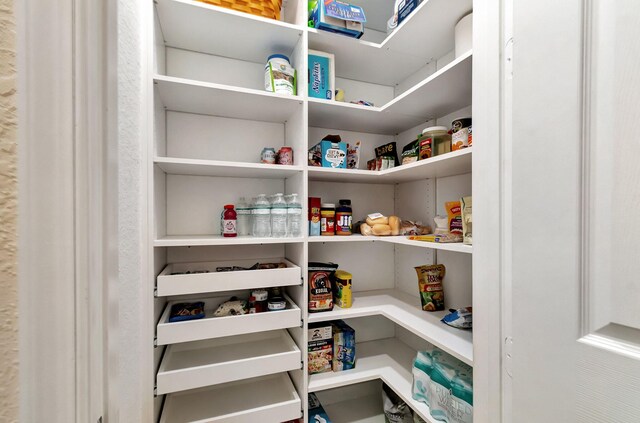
17, 0, 116, 421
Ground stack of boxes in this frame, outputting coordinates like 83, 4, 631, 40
308, 320, 356, 375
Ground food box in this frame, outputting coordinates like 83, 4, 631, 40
309, 140, 347, 168
308, 393, 332, 423
308, 50, 335, 100
331, 320, 356, 372
310, 0, 366, 39
398, 0, 422, 25
308, 323, 333, 374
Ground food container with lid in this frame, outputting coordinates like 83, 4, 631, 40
420, 126, 451, 157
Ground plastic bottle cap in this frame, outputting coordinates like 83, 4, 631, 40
422, 126, 449, 134
321, 203, 335, 208
267, 54, 290, 63
224, 204, 234, 209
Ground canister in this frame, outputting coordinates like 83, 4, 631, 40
333, 270, 353, 308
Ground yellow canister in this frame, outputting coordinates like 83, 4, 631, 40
333, 270, 353, 308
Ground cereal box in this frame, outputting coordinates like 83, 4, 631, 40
331, 320, 355, 372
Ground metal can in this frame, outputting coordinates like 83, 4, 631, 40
277, 147, 294, 165
261, 147, 276, 164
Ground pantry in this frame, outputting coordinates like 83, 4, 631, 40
148, 0, 483, 422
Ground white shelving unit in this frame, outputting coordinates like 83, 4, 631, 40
148, 0, 475, 421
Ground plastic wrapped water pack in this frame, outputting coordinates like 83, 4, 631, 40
412, 348, 473, 423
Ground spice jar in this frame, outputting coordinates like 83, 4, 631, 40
335, 199, 352, 235
251, 289, 268, 313
321, 203, 336, 236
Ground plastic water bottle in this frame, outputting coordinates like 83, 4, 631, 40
270, 193, 288, 237
286, 193, 302, 237
253, 194, 271, 237
236, 197, 250, 236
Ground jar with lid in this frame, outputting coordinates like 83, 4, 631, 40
264, 54, 296, 95
421, 126, 451, 157
320, 203, 336, 236
251, 289, 268, 313
335, 199, 352, 235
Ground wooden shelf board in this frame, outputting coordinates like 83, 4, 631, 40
307, 289, 473, 365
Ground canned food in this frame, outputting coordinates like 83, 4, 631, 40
277, 147, 294, 165
261, 147, 276, 164
451, 117, 472, 151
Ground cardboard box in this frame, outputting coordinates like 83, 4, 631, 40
331, 320, 356, 371
398, 0, 422, 25
308, 393, 332, 423
308, 50, 335, 100
308, 323, 333, 374
310, 0, 366, 39
309, 140, 347, 168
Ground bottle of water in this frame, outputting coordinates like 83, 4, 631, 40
253, 194, 271, 237
286, 193, 302, 237
236, 197, 250, 236
270, 193, 288, 237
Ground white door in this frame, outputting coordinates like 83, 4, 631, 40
509, 0, 640, 421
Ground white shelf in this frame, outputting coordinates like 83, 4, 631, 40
156, 330, 301, 394
321, 394, 384, 423
308, 290, 473, 365
156, 293, 301, 345
308, 149, 472, 183
308, 0, 472, 86
160, 373, 301, 423
155, 0, 304, 63
308, 235, 473, 254
155, 157, 303, 179
308, 51, 472, 134
154, 235, 305, 247
155, 75, 303, 123
308, 338, 439, 423
156, 258, 301, 297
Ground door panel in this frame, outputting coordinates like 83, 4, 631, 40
511, 0, 640, 421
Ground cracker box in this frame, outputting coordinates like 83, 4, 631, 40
308, 323, 333, 374
398, 0, 422, 25
308, 393, 332, 423
331, 320, 356, 371
310, 0, 366, 39
308, 50, 335, 100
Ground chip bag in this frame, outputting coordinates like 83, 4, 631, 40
415, 264, 446, 312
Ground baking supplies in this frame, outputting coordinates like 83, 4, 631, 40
335, 199, 352, 235
332, 269, 352, 308
309, 197, 321, 236
308, 50, 335, 100
308, 262, 338, 312
264, 54, 297, 95
415, 264, 446, 312
321, 203, 336, 235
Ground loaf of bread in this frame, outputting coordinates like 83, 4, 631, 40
389, 216, 401, 235
372, 224, 392, 236
360, 223, 373, 236
366, 215, 389, 226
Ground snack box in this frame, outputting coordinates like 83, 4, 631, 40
309, 140, 347, 168
310, 0, 366, 39
308, 393, 332, 423
331, 320, 356, 372
308, 50, 335, 100
308, 322, 333, 374
398, 0, 422, 26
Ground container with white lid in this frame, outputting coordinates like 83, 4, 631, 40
265, 54, 297, 95
421, 126, 452, 157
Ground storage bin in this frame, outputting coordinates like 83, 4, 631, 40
198, 0, 282, 20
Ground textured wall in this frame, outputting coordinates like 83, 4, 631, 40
0, 0, 19, 421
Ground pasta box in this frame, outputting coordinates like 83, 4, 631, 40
308, 323, 333, 375
310, 0, 366, 39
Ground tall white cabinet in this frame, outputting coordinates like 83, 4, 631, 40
148, 0, 476, 421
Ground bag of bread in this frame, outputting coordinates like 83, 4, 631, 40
445, 201, 463, 234
309, 262, 338, 313
415, 264, 446, 312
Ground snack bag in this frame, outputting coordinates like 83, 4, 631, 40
415, 264, 446, 311
446, 201, 463, 234
347, 141, 361, 169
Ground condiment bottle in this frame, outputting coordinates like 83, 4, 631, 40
335, 199, 352, 235
221, 204, 237, 237
252, 289, 268, 313
321, 203, 336, 236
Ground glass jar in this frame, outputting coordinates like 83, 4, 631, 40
420, 126, 451, 157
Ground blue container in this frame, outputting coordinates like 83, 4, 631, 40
310, 0, 366, 39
